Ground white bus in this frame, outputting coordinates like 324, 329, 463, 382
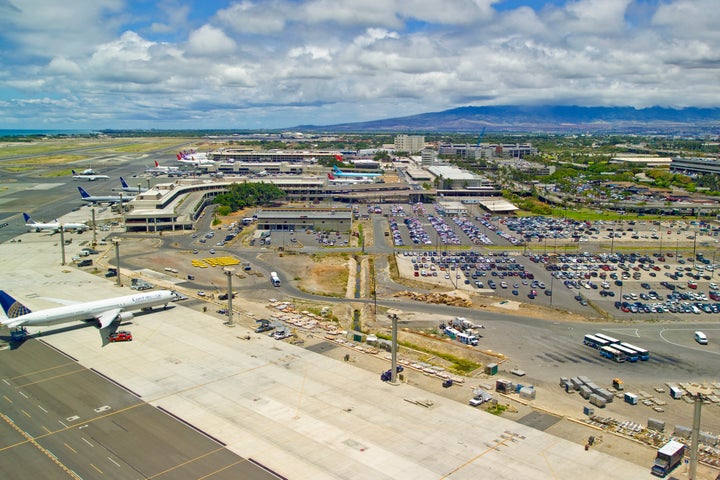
612, 344, 639, 362
620, 342, 649, 361
600, 345, 626, 363
583, 334, 610, 349
594, 333, 620, 345
270, 271, 281, 287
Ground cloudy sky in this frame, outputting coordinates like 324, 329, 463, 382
0, 0, 718, 130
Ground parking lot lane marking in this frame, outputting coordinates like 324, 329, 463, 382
90, 463, 103, 474
65, 443, 77, 454
3, 395, 12, 404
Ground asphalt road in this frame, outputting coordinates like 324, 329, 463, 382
0, 339, 281, 480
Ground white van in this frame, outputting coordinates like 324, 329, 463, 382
694, 331, 708, 345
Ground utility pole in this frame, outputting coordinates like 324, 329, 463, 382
112, 238, 121, 286
224, 268, 235, 326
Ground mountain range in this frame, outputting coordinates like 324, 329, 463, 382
296, 105, 720, 134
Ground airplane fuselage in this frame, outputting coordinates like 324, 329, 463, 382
4, 290, 176, 328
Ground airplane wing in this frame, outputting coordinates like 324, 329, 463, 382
96, 308, 122, 329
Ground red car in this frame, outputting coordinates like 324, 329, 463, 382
108, 331, 133, 342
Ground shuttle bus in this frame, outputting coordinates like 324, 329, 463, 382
583, 334, 611, 349
594, 333, 620, 345
600, 345, 626, 363
619, 342, 649, 361
612, 344, 639, 362
270, 271, 281, 287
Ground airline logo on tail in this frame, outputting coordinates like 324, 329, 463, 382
120, 177, 130, 188
78, 186, 91, 198
0, 290, 32, 320
22, 213, 36, 224
328, 173, 336, 180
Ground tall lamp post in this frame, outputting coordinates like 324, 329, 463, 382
112, 238, 122, 286
223, 268, 235, 326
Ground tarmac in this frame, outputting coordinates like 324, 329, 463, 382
0, 230, 688, 479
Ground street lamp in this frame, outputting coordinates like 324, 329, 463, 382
112, 238, 122, 286
223, 268, 235, 326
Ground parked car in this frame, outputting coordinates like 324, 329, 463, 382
108, 331, 133, 342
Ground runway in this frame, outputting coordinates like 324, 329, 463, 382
0, 338, 282, 480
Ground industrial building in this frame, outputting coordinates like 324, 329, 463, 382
671, 156, 720, 175
255, 207, 353, 233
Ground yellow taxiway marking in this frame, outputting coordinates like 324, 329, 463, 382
14, 369, 86, 388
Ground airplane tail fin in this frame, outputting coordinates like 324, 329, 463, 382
0, 290, 32, 321
333, 165, 341, 173
77, 186, 90, 198
120, 177, 129, 188
155, 161, 160, 167
71, 170, 77, 175
327, 173, 335, 180
22, 213, 35, 224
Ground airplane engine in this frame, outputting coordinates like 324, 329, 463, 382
117, 312, 134, 322
95, 311, 134, 328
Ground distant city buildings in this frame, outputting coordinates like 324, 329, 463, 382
394, 135, 425, 154
671, 157, 720, 175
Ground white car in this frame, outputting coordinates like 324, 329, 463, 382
694, 331, 708, 345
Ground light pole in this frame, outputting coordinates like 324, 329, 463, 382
223, 268, 235, 326
112, 238, 122, 286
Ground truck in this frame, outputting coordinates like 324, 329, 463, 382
651, 440, 685, 477
270, 271, 281, 287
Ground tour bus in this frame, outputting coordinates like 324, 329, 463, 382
619, 342, 650, 361
600, 345, 626, 363
583, 334, 611, 349
612, 344, 639, 362
594, 333, 620, 345
270, 271, 281, 287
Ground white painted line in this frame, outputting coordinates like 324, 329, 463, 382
38, 405, 48, 413
2, 379, 10, 386
82, 437, 94, 447
19, 391, 28, 399
107, 457, 121, 467
58, 420, 68, 428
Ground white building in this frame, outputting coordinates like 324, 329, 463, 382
394, 135, 425, 154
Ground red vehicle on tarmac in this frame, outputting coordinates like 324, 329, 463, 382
108, 331, 133, 342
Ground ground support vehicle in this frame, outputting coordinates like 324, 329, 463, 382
651, 440, 685, 477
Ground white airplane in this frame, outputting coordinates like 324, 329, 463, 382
77, 186, 134, 205
0, 289, 180, 329
176, 151, 214, 166
72, 169, 109, 181
118, 177, 148, 193
23, 213, 88, 233
327, 173, 373, 184
146, 160, 179, 174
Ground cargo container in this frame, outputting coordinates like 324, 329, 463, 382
624, 393, 638, 405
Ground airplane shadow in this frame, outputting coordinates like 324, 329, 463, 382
1, 305, 175, 349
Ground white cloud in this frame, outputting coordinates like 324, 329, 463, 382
1, 0, 719, 129
186, 25, 237, 57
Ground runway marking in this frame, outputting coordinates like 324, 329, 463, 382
19, 391, 28, 399
0, 413, 82, 479
9, 362, 76, 381
14, 368, 86, 388
146, 446, 227, 479
21, 409, 31, 418
108, 457, 120, 467
196, 458, 250, 480
3, 394, 12, 404
81, 437, 94, 447
439, 434, 517, 479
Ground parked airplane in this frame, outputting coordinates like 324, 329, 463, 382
332, 166, 382, 178
118, 177, 148, 193
23, 213, 89, 233
146, 160, 179, 175
327, 173, 374, 184
0, 289, 180, 329
72, 169, 109, 181
77, 186, 134, 205
177, 151, 214, 165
